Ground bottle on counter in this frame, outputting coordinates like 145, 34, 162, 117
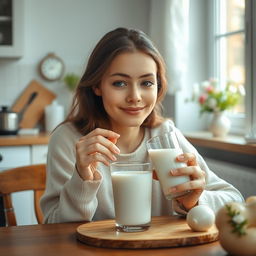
44, 100, 65, 133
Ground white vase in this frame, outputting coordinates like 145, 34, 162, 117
209, 111, 231, 137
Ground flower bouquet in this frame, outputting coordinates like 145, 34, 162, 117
187, 78, 244, 114
186, 78, 245, 137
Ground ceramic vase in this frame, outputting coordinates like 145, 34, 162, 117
209, 111, 231, 137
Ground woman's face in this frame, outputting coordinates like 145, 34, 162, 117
94, 51, 158, 130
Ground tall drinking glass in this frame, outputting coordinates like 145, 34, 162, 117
147, 132, 190, 199
110, 162, 152, 232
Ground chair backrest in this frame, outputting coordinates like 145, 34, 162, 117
0, 164, 46, 226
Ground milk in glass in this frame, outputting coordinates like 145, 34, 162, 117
147, 132, 190, 199
148, 148, 190, 199
111, 171, 152, 227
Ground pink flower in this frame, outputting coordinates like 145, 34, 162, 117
199, 94, 207, 104
205, 86, 214, 93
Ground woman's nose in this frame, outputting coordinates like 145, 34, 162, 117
126, 85, 142, 103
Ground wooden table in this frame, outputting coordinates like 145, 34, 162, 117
0, 222, 228, 256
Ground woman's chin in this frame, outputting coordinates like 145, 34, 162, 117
112, 119, 145, 129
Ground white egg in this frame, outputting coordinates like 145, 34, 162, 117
186, 205, 215, 232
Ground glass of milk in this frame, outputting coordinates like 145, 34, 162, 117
146, 132, 190, 200
110, 162, 152, 232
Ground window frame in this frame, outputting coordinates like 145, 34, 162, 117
209, 0, 255, 135
245, 0, 256, 134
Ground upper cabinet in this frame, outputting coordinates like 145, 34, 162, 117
0, 0, 24, 58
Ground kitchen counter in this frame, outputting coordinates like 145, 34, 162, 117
0, 133, 50, 146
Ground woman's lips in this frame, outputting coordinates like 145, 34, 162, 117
120, 107, 145, 115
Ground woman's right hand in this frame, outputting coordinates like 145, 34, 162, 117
75, 128, 120, 181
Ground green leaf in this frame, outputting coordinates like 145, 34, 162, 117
63, 73, 80, 91
225, 205, 247, 237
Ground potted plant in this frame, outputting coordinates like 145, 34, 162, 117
63, 73, 80, 92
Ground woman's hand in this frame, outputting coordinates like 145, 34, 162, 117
169, 153, 206, 211
75, 128, 120, 181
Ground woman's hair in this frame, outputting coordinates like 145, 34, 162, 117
64, 27, 168, 135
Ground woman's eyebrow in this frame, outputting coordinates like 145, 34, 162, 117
110, 73, 130, 78
139, 73, 155, 78
110, 73, 155, 78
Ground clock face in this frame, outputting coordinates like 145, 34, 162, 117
39, 53, 64, 81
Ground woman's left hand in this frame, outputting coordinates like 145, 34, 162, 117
170, 153, 206, 211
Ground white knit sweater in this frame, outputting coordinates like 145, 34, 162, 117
40, 120, 244, 223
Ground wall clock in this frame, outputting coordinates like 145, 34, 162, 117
39, 53, 65, 81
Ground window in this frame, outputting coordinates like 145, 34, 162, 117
210, 0, 255, 135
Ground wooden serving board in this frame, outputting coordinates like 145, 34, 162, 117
76, 216, 219, 249
12, 80, 56, 128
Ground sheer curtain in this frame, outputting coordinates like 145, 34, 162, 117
149, 0, 190, 94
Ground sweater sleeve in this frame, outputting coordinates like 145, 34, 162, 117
40, 124, 102, 223
171, 126, 244, 214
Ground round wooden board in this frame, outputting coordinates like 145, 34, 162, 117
76, 216, 219, 249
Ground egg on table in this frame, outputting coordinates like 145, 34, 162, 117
186, 205, 215, 232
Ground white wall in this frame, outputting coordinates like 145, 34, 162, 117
0, 0, 211, 133
0, 0, 149, 114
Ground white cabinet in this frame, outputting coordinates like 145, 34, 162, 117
0, 146, 30, 168
31, 145, 48, 164
0, 144, 48, 225
0, 0, 24, 58
0, 144, 48, 167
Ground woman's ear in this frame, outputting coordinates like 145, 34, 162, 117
93, 87, 102, 96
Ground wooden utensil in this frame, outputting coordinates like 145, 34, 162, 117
12, 80, 56, 128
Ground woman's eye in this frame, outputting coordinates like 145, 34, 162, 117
141, 81, 154, 87
112, 81, 126, 87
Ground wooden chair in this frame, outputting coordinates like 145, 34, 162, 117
0, 164, 46, 226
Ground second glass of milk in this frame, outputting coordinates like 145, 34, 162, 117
147, 132, 190, 200
110, 162, 152, 232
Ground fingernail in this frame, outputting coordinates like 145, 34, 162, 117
111, 155, 117, 161
170, 169, 178, 175
178, 155, 185, 160
170, 187, 177, 192
114, 147, 120, 154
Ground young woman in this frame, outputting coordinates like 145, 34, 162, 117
40, 27, 243, 223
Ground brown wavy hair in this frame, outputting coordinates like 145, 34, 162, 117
64, 27, 168, 135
